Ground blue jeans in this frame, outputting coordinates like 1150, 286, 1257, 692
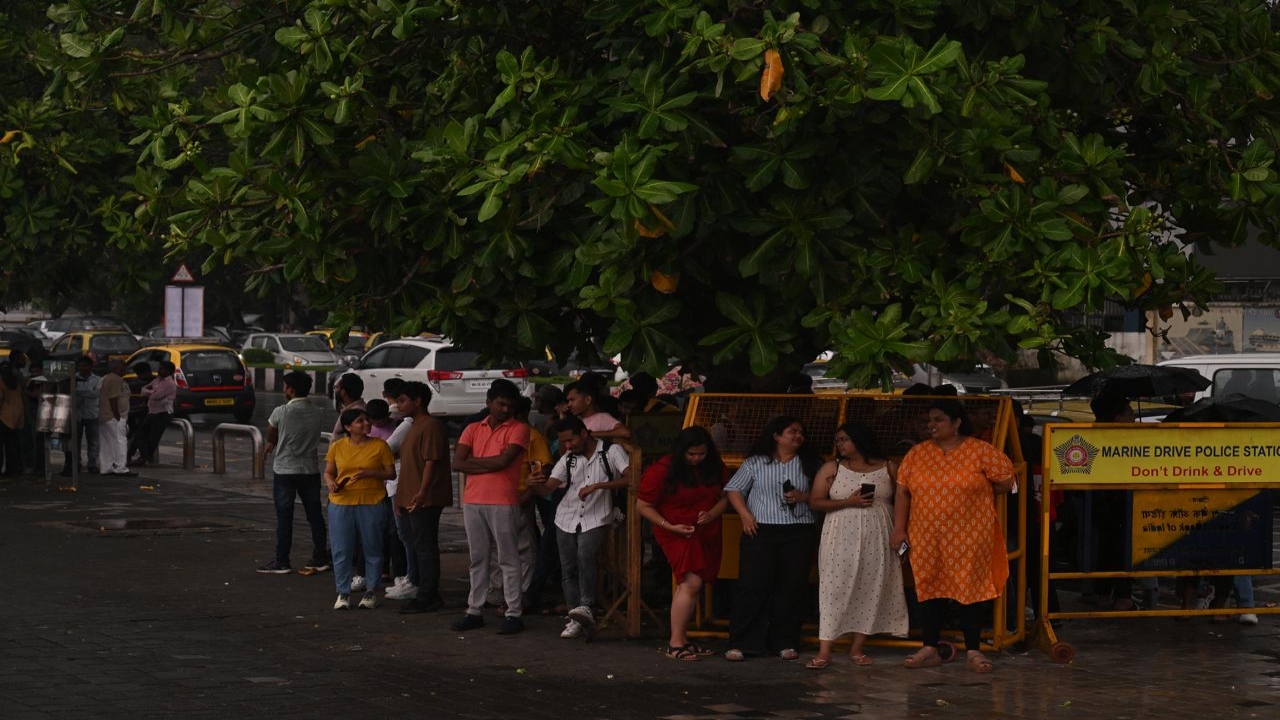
328, 503, 387, 595
272, 473, 326, 566
1235, 576, 1256, 609
394, 508, 418, 585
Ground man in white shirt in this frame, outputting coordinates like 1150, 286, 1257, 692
61, 356, 102, 476
532, 416, 629, 640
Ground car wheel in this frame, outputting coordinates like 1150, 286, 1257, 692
233, 407, 254, 423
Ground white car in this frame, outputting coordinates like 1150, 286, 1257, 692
340, 337, 529, 417
242, 333, 342, 367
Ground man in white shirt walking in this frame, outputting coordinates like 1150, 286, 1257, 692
532, 417, 630, 641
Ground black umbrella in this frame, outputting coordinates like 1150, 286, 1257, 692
1163, 393, 1280, 423
1062, 364, 1210, 398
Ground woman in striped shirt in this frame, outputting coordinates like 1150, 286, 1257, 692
722, 416, 824, 662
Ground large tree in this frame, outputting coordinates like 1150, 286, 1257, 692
18, 0, 1280, 387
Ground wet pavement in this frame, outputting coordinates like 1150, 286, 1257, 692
2, 458, 1279, 719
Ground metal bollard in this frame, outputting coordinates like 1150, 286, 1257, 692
212, 423, 265, 480
168, 417, 196, 471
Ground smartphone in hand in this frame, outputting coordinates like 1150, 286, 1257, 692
860, 482, 876, 498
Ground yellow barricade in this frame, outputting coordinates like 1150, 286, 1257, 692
1036, 422, 1280, 662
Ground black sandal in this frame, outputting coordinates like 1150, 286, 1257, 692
684, 643, 715, 657
663, 645, 700, 661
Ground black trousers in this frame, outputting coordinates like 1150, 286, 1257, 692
272, 472, 327, 566
405, 506, 444, 602
729, 523, 817, 654
918, 597, 988, 651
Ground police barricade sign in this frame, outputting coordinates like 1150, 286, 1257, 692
1038, 422, 1280, 661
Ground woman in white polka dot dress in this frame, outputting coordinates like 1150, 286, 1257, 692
806, 422, 908, 669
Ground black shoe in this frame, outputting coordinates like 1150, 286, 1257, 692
305, 558, 332, 573
451, 613, 485, 631
256, 560, 292, 574
497, 616, 525, 635
399, 598, 444, 614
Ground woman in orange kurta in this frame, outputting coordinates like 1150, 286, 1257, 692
891, 398, 1014, 673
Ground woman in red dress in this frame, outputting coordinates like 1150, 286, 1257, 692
636, 426, 729, 661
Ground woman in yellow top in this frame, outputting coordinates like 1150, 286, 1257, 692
325, 408, 396, 611
891, 398, 1014, 673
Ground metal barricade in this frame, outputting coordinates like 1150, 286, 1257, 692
168, 417, 196, 470
212, 423, 265, 480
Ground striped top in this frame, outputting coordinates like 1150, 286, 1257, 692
725, 455, 816, 525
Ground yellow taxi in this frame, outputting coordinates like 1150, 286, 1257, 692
49, 329, 141, 371
124, 344, 256, 422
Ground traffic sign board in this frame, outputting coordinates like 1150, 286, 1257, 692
171, 264, 196, 283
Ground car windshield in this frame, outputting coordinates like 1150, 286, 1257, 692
89, 335, 141, 353
184, 351, 242, 372
279, 336, 331, 353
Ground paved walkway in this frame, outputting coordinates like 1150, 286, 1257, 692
1, 463, 1278, 719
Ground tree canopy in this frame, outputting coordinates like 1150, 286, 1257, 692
8, 1, 1280, 387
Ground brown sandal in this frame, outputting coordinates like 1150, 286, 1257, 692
966, 650, 994, 673
850, 653, 874, 666
903, 646, 942, 669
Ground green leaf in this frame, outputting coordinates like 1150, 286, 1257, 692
729, 38, 766, 61
59, 33, 93, 58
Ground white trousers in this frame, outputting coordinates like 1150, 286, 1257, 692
98, 418, 130, 474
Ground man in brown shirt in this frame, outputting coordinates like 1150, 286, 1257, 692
98, 359, 135, 477
394, 380, 452, 614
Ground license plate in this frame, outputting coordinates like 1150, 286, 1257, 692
205, 398, 235, 406
466, 380, 492, 391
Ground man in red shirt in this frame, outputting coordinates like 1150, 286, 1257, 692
450, 379, 529, 635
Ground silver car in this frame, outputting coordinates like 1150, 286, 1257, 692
241, 333, 341, 367
341, 336, 529, 417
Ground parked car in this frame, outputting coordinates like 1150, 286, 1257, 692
899, 363, 1008, 394
49, 329, 142, 373
241, 333, 341, 367
1157, 353, 1280, 404
802, 362, 849, 392
124, 344, 256, 423
307, 329, 370, 365
0, 326, 50, 357
338, 336, 528, 417
39, 316, 134, 343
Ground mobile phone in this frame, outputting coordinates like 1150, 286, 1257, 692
528, 460, 543, 475
781, 480, 795, 493
860, 482, 876, 497
898, 541, 910, 557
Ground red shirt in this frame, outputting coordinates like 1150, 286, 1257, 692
458, 416, 529, 505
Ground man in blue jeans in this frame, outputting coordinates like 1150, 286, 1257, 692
258, 371, 328, 574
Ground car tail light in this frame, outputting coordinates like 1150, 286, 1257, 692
427, 370, 463, 381
503, 368, 528, 379
174, 368, 189, 389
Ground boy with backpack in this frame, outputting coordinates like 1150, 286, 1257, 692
531, 416, 630, 640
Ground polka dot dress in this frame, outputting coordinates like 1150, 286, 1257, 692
817, 464, 909, 641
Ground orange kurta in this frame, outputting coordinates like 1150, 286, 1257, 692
898, 437, 1014, 604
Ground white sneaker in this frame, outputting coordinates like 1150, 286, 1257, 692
358, 592, 378, 609
1238, 612, 1259, 625
351, 575, 367, 592
568, 605, 594, 627
333, 594, 351, 610
385, 582, 419, 600
391, 576, 408, 588
560, 619, 583, 638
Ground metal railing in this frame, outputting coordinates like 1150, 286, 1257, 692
212, 423, 265, 480
169, 417, 196, 470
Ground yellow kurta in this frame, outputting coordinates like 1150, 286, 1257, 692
898, 437, 1014, 604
